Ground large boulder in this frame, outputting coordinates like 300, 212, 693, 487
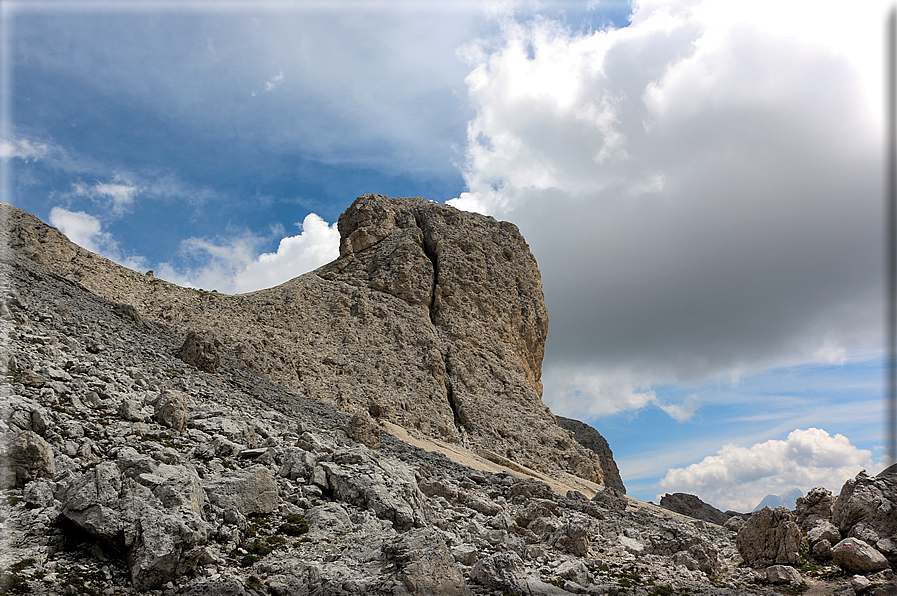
832, 538, 890, 573
833, 469, 897, 568
736, 506, 803, 567
2, 430, 55, 487
383, 527, 471, 595
315, 448, 431, 531
176, 330, 221, 374
203, 464, 279, 517
795, 486, 835, 531
60, 461, 211, 590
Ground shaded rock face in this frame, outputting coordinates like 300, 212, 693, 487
555, 416, 625, 492
659, 492, 730, 526
832, 469, 897, 568
2, 195, 609, 484
736, 506, 802, 567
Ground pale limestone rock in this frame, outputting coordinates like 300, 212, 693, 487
4, 195, 613, 484
348, 410, 381, 449
767, 565, 802, 585
833, 538, 890, 573
736, 506, 802, 567
4, 430, 55, 487
154, 389, 188, 431
471, 552, 528, 594
203, 464, 278, 516
383, 527, 471, 595
795, 486, 835, 531
177, 330, 221, 374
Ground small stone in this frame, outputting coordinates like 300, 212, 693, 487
767, 565, 802, 585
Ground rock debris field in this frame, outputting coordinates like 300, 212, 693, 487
0, 196, 895, 596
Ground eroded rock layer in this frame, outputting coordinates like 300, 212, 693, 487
2, 195, 604, 483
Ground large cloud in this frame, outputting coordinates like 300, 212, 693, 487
450, 1, 884, 419
156, 213, 339, 294
658, 428, 877, 511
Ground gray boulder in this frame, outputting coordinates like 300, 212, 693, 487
177, 330, 221, 374
833, 470, 897, 568
767, 565, 802, 585
348, 411, 381, 450
832, 538, 890, 573
317, 448, 431, 530
60, 462, 211, 590
591, 486, 628, 511
3, 430, 55, 487
795, 486, 835, 531
203, 464, 279, 517
155, 389, 188, 431
383, 527, 471, 595
305, 502, 353, 539
736, 506, 803, 567
471, 552, 528, 594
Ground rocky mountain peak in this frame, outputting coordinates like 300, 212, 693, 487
1, 195, 610, 485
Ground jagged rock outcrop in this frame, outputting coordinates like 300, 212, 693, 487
659, 492, 730, 526
736, 506, 803, 567
1, 215, 891, 595
555, 416, 625, 492
1, 196, 607, 485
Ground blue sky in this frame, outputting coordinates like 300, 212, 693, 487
1, 0, 890, 511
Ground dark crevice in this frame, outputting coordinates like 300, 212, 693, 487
413, 214, 439, 326
446, 375, 463, 430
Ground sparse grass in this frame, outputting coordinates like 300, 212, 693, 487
279, 514, 308, 536
246, 575, 263, 590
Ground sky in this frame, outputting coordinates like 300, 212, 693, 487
1, 0, 891, 511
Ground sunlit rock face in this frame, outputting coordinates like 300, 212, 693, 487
2, 195, 604, 483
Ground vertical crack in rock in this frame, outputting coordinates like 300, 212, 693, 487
413, 212, 464, 437
413, 213, 439, 326
444, 354, 464, 432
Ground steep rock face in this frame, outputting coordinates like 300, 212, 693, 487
555, 416, 625, 493
1, 195, 606, 483
658, 492, 730, 526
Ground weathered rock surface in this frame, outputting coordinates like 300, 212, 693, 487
736, 506, 802, 567
659, 492, 730, 526
2, 430, 55, 487
2, 197, 891, 595
556, 415, 625, 492
833, 470, 897, 566
2, 196, 607, 485
832, 538, 890, 573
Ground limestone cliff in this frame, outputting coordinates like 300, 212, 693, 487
2, 195, 611, 484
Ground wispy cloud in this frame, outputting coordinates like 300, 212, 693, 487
252, 71, 285, 96
0, 138, 51, 162
71, 178, 141, 215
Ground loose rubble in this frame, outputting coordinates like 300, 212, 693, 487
0, 197, 895, 595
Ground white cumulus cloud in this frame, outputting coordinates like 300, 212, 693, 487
48, 207, 146, 270
450, 0, 885, 420
658, 428, 876, 511
157, 213, 339, 294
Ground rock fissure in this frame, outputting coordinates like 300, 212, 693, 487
413, 212, 440, 327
